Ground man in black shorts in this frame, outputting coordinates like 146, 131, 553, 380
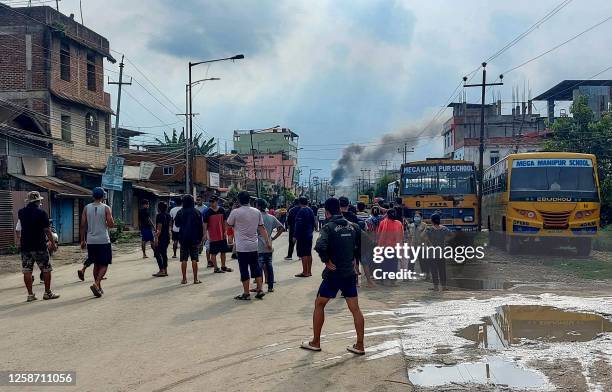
294, 196, 315, 277
18, 191, 59, 302
203, 196, 232, 274
301, 197, 365, 355
174, 195, 204, 285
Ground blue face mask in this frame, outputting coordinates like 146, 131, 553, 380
414, 216, 422, 223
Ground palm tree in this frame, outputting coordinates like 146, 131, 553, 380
153, 129, 216, 156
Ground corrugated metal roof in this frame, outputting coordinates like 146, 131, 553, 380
10, 174, 92, 198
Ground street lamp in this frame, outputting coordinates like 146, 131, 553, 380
181, 77, 220, 192
187, 54, 244, 193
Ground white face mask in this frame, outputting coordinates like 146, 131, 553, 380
414, 216, 421, 223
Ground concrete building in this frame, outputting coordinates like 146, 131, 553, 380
442, 101, 547, 169
233, 127, 299, 159
0, 4, 116, 246
244, 152, 297, 191
533, 80, 612, 123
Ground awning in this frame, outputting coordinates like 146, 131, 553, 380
50, 88, 114, 114
132, 183, 179, 198
10, 174, 92, 198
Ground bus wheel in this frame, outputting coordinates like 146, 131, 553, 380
505, 235, 520, 254
575, 238, 592, 257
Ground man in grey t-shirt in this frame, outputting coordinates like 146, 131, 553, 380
227, 192, 272, 300
256, 199, 285, 292
81, 187, 114, 298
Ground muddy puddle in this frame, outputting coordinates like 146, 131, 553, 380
457, 305, 612, 348
409, 357, 548, 389
446, 278, 514, 290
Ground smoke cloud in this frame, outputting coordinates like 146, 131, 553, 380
330, 119, 443, 185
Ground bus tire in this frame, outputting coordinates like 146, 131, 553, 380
575, 238, 592, 257
505, 235, 520, 254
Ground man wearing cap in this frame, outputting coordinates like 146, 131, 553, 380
18, 191, 59, 302
81, 187, 114, 298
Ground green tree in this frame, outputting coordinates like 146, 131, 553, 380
154, 129, 216, 156
374, 174, 398, 198
544, 95, 612, 223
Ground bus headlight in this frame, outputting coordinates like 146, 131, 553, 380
463, 216, 474, 222
575, 209, 597, 219
515, 208, 536, 219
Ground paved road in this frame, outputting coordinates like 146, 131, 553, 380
0, 233, 408, 392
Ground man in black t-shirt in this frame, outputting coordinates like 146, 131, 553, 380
139, 199, 155, 259
174, 195, 204, 284
18, 191, 59, 302
301, 197, 365, 356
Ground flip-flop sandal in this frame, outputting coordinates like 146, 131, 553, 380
90, 285, 102, 298
300, 341, 321, 352
347, 344, 365, 355
221, 267, 233, 272
255, 291, 265, 299
234, 293, 251, 300
213, 268, 225, 273
193, 280, 202, 284
180, 280, 188, 285
295, 273, 308, 277
78, 270, 84, 281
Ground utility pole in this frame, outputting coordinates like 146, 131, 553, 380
107, 55, 131, 211
397, 142, 414, 164
250, 130, 259, 198
463, 62, 503, 231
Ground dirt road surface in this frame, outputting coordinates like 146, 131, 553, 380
1, 233, 611, 392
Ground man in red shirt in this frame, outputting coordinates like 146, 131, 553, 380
203, 196, 232, 273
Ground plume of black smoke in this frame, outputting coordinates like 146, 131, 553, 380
330, 119, 443, 185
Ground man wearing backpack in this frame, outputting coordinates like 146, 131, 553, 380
301, 197, 365, 355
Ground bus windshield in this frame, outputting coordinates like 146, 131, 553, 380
402, 164, 475, 195
510, 161, 599, 202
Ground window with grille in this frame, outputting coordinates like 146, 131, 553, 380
61, 115, 71, 142
87, 52, 96, 91
85, 113, 99, 146
60, 42, 70, 81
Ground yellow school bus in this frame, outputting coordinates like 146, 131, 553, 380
357, 194, 370, 205
483, 152, 601, 255
400, 159, 478, 232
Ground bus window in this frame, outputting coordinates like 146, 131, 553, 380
510, 165, 598, 202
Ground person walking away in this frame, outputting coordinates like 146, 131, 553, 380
356, 201, 369, 227
139, 199, 155, 258
424, 213, 452, 291
153, 201, 171, 277
227, 191, 272, 300
310, 202, 319, 232
360, 206, 383, 288
195, 195, 209, 259
81, 187, 114, 297
407, 212, 428, 279
203, 196, 232, 274
174, 195, 204, 284
376, 208, 403, 283
339, 196, 359, 224
317, 204, 326, 228
284, 199, 300, 260
294, 196, 315, 277
169, 198, 183, 258
256, 199, 285, 292
301, 197, 365, 355
18, 191, 59, 302
278, 205, 287, 226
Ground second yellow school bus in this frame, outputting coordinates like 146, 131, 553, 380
400, 159, 478, 232
483, 152, 601, 255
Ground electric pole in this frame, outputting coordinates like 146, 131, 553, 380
107, 55, 131, 211
250, 130, 259, 198
463, 62, 503, 231
397, 142, 414, 164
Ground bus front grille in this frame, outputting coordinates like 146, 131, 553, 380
538, 210, 571, 229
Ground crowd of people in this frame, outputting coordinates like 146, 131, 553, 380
15, 189, 454, 355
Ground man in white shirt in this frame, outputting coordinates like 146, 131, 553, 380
226, 192, 272, 300
169, 198, 183, 259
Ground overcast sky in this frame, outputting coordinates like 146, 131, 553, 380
53, 0, 612, 181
